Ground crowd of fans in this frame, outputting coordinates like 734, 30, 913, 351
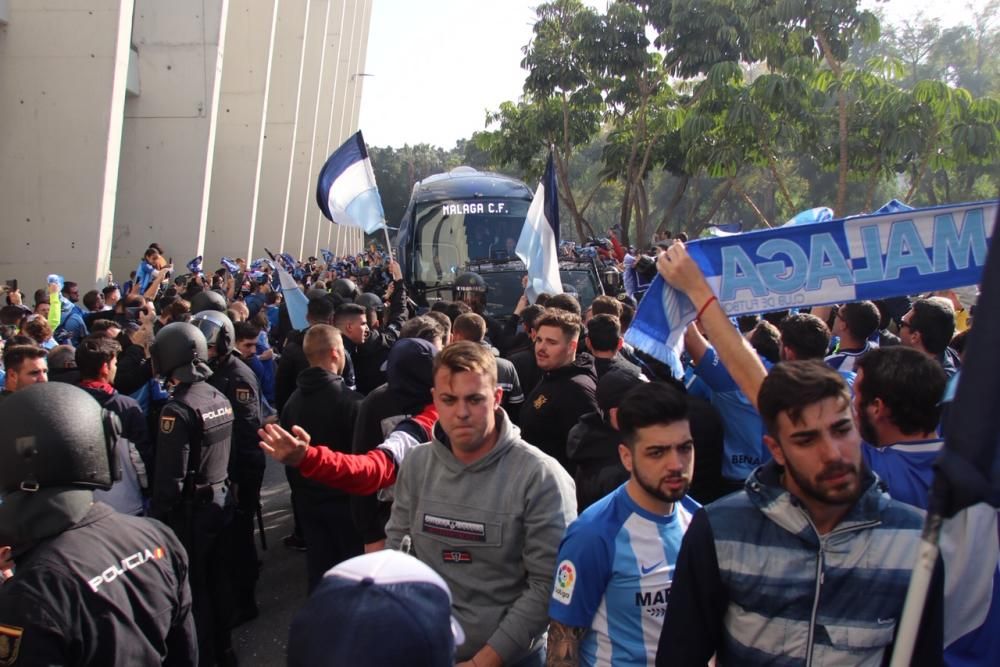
0, 237, 995, 667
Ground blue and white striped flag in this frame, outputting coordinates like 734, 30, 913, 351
626, 200, 999, 378
316, 130, 386, 235
221, 257, 240, 274
515, 152, 563, 303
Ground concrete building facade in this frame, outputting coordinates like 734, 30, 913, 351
0, 0, 371, 292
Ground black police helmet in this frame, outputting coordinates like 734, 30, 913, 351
453, 272, 487, 296
150, 322, 212, 383
190, 289, 227, 314
355, 292, 384, 312
191, 310, 235, 357
331, 278, 358, 300
0, 383, 121, 493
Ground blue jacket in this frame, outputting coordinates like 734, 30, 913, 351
657, 461, 944, 666
56, 299, 88, 346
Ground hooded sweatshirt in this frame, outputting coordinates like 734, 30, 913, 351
385, 411, 577, 664
280, 366, 362, 501
567, 411, 628, 512
519, 356, 599, 470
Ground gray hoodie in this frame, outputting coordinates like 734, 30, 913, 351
385, 410, 577, 663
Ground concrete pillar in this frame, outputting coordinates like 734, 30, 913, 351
320, 0, 371, 258
203, 0, 279, 265
282, 0, 331, 260
111, 0, 230, 280
0, 0, 135, 291
297, 0, 345, 260
252, 0, 309, 257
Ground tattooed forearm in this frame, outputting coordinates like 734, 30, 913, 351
546, 620, 588, 667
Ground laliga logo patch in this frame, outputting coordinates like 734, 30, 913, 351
551, 560, 576, 605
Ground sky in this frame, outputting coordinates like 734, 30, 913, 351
357, 0, 990, 150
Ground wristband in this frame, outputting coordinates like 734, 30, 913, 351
696, 295, 718, 321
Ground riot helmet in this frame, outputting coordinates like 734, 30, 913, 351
453, 272, 487, 310
355, 292, 384, 312
191, 310, 235, 358
190, 289, 228, 315
150, 322, 212, 383
331, 278, 359, 301
0, 383, 121, 495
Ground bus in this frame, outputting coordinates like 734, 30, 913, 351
395, 166, 606, 318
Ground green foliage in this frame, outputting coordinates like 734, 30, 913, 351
374, 1, 1000, 245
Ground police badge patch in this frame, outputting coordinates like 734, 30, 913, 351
0, 624, 23, 666
235, 388, 251, 404
160, 415, 176, 434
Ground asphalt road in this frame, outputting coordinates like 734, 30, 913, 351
233, 456, 306, 666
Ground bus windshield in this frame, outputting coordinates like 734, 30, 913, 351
411, 198, 531, 285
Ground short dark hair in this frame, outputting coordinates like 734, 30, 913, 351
839, 301, 880, 341
616, 382, 689, 449
61, 281, 78, 295
779, 313, 831, 360
619, 301, 635, 332
82, 290, 102, 311
546, 293, 581, 316
308, 296, 337, 323
333, 303, 366, 327
102, 285, 120, 298
75, 335, 122, 379
161, 298, 190, 323
758, 360, 850, 437
90, 319, 120, 334
535, 309, 582, 342
234, 320, 261, 342
400, 315, 448, 345
855, 347, 946, 435
520, 304, 546, 331
3, 344, 47, 373
749, 320, 781, 364
452, 312, 486, 343
586, 314, 621, 352
909, 298, 955, 355
589, 295, 623, 319
442, 300, 472, 324
425, 311, 453, 338
737, 314, 760, 334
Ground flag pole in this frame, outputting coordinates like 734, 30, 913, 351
383, 227, 393, 263
888, 513, 942, 667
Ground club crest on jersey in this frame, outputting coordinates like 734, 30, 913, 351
0, 625, 23, 667
552, 560, 576, 605
235, 387, 251, 404
533, 394, 548, 410
159, 415, 175, 434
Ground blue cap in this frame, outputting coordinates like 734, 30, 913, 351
288, 550, 462, 667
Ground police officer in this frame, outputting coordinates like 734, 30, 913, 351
0, 383, 196, 666
454, 272, 507, 354
190, 288, 228, 316
148, 322, 237, 666
191, 310, 265, 624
